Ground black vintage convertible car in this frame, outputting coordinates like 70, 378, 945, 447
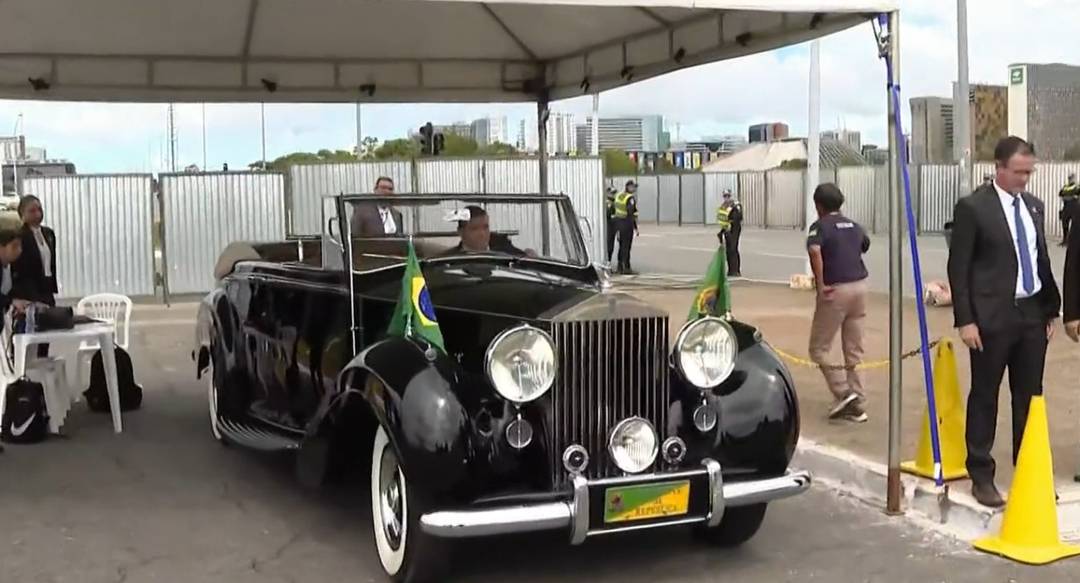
194, 193, 810, 582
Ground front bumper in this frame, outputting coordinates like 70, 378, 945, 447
420, 460, 811, 543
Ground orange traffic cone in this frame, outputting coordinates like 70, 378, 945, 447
901, 338, 968, 481
973, 396, 1080, 565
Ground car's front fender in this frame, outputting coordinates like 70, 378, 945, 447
671, 340, 800, 477
333, 336, 470, 493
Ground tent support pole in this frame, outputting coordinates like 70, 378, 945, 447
886, 10, 904, 516
538, 97, 550, 195
538, 96, 552, 255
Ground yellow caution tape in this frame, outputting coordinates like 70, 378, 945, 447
770, 339, 943, 372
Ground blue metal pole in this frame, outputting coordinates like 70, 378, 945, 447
882, 30, 945, 488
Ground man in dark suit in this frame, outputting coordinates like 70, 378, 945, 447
947, 136, 1060, 507
441, 206, 535, 257
349, 176, 403, 237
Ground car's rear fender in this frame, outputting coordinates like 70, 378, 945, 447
329, 336, 470, 492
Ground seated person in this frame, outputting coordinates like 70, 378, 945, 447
442, 206, 536, 257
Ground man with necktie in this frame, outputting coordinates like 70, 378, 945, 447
947, 136, 1060, 508
350, 176, 404, 237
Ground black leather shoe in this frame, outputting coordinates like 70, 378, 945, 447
972, 481, 1005, 508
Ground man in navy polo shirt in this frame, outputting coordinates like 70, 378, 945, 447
806, 183, 871, 423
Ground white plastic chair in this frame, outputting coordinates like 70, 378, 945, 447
76, 293, 133, 350
68, 293, 132, 392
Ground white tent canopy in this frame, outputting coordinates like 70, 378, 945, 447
0, 0, 894, 103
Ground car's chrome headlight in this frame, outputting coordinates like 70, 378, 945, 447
674, 317, 738, 389
485, 325, 557, 403
608, 417, 658, 474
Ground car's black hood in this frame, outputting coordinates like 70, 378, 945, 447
354, 260, 662, 321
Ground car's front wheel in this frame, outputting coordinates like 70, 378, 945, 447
370, 425, 447, 583
693, 503, 768, 547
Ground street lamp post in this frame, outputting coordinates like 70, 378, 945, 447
12, 113, 23, 197
956, 0, 972, 197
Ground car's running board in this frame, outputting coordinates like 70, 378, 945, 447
218, 417, 302, 451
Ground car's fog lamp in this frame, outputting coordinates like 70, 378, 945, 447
608, 417, 658, 474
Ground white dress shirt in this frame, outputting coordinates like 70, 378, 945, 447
31, 226, 52, 277
994, 181, 1041, 298
378, 207, 397, 234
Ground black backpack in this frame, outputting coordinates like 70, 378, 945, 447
2, 378, 49, 443
85, 346, 143, 413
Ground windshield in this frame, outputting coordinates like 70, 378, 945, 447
321, 195, 589, 272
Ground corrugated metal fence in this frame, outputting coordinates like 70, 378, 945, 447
611, 163, 1080, 235
161, 172, 287, 295
22, 160, 1080, 300
24, 174, 156, 300
289, 161, 412, 237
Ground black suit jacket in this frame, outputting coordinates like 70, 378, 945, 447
947, 185, 1060, 332
440, 234, 526, 257
349, 202, 404, 237
11, 225, 57, 304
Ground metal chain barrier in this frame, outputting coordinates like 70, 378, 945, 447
771, 338, 942, 372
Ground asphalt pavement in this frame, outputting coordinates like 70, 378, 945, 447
3, 310, 1080, 582
629, 224, 1070, 297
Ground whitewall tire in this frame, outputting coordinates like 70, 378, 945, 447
208, 363, 224, 442
369, 425, 448, 582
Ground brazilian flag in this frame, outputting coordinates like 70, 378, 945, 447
387, 240, 445, 352
687, 246, 731, 321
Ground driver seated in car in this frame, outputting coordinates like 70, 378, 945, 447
443, 205, 536, 257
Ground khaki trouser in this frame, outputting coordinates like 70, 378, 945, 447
808, 279, 867, 402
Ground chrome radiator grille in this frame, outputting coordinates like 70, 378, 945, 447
549, 316, 669, 485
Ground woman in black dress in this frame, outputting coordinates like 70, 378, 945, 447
11, 195, 57, 307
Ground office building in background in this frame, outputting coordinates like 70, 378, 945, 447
748, 122, 789, 143
471, 116, 509, 146
544, 113, 577, 155
576, 115, 666, 153
1009, 63, 1080, 160
909, 96, 954, 164
953, 82, 1007, 162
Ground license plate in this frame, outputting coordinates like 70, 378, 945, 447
603, 480, 690, 524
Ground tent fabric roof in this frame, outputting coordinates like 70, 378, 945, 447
0, 0, 895, 103
701, 138, 866, 172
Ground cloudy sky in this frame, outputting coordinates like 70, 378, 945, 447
1, 0, 1077, 173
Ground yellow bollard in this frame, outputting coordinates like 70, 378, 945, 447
901, 338, 969, 481
973, 396, 1080, 565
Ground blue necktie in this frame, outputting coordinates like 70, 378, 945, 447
1013, 197, 1035, 295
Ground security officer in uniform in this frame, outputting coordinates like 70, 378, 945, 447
605, 186, 618, 265
1060, 173, 1079, 246
716, 189, 743, 277
613, 180, 639, 274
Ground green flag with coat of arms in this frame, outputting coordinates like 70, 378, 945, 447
687, 244, 732, 321
387, 239, 445, 352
